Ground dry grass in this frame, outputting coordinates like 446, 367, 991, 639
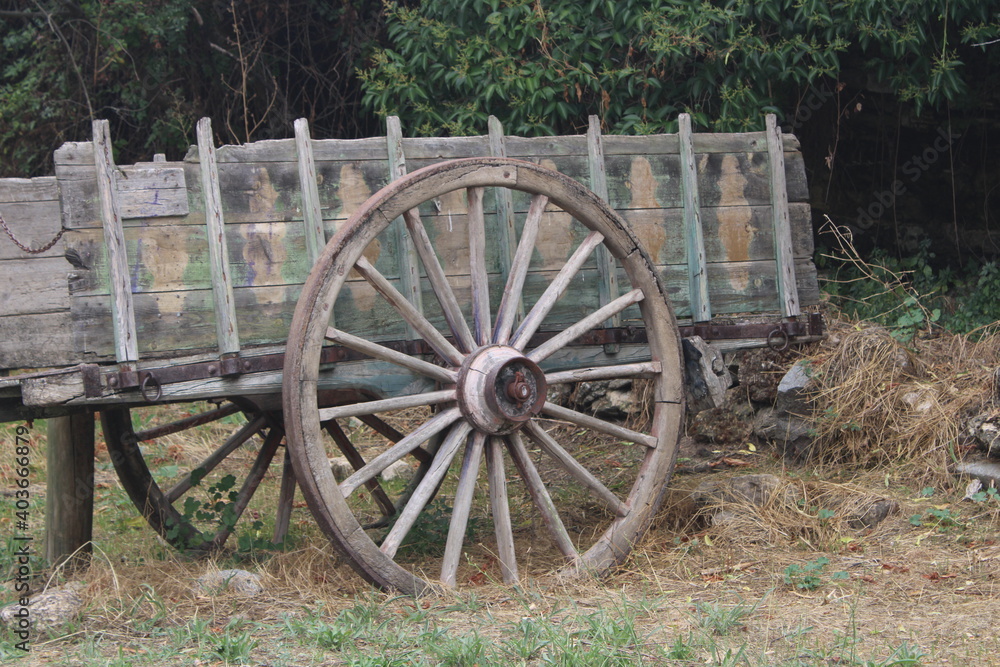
7, 319, 1000, 664
808, 320, 1000, 478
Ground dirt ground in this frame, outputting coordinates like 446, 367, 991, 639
11, 445, 1000, 666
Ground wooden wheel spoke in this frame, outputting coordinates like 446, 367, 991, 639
273, 447, 296, 545
325, 327, 458, 384
506, 432, 579, 563
527, 288, 644, 363
165, 415, 268, 504
324, 420, 396, 517
441, 431, 486, 586
318, 388, 456, 421
282, 156, 687, 594
510, 230, 604, 350
210, 426, 284, 549
403, 209, 476, 352
487, 436, 518, 584
540, 402, 658, 448
357, 414, 432, 465
467, 187, 492, 345
340, 407, 462, 497
135, 403, 242, 442
545, 361, 661, 385
380, 421, 473, 559
352, 256, 465, 366
494, 194, 547, 345
523, 421, 629, 517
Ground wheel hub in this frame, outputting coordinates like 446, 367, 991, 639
456, 346, 547, 435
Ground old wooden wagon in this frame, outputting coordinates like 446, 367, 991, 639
0, 114, 822, 594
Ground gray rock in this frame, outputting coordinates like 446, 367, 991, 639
0, 581, 85, 633
683, 336, 732, 413
572, 379, 639, 420
775, 361, 815, 417
954, 460, 1000, 489
847, 499, 899, 529
965, 413, 1000, 456
546, 382, 574, 407
752, 407, 814, 459
691, 474, 791, 508
196, 569, 264, 597
752, 361, 817, 459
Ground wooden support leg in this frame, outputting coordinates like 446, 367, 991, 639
45, 411, 95, 569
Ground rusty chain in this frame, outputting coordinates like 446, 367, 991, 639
0, 211, 65, 254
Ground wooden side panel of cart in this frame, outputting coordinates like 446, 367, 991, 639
1, 116, 816, 374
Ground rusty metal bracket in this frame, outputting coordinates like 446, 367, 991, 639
81, 364, 103, 398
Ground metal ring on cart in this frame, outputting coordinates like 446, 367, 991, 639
140, 373, 162, 402
767, 328, 790, 351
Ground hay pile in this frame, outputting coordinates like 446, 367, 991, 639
808, 323, 1000, 476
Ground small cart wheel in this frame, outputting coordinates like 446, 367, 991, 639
284, 158, 685, 594
102, 400, 297, 552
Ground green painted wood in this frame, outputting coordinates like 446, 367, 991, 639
766, 114, 799, 317
4, 116, 818, 370
196, 117, 241, 356
678, 113, 711, 322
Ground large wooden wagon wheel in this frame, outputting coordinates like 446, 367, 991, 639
102, 400, 298, 552
284, 158, 684, 594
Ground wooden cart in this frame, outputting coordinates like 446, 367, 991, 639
0, 114, 822, 594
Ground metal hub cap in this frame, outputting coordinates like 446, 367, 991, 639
456, 345, 547, 435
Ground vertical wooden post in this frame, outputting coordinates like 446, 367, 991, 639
678, 113, 712, 322
196, 118, 242, 355
488, 116, 517, 286
385, 116, 423, 338
293, 118, 327, 266
587, 116, 620, 353
45, 412, 95, 569
765, 114, 800, 318
92, 120, 138, 365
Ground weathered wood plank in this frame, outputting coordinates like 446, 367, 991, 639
167, 130, 799, 164
0, 311, 76, 369
93, 119, 139, 364
678, 113, 711, 322
57, 148, 807, 232
114, 165, 188, 218
0, 257, 73, 316
293, 118, 327, 265
385, 116, 423, 338
488, 116, 517, 287
0, 176, 59, 203
196, 117, 241, 356
587, 116, 621, 338
0, 199, 63, 260
45, 411, 94, 568
766, 114, 800, 317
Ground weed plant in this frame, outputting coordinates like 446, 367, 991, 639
819, 220, 1000, 340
